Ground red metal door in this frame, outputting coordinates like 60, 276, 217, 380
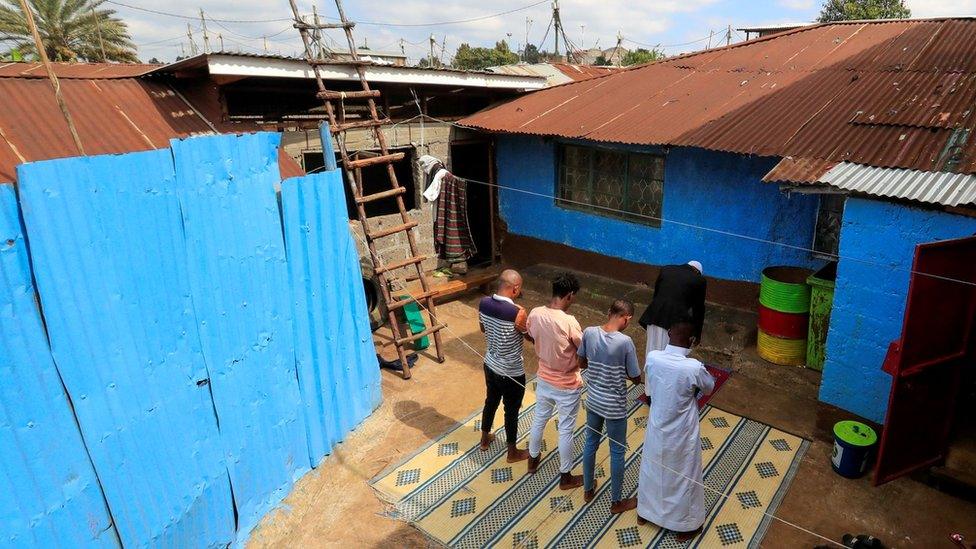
874, 235, 976, 485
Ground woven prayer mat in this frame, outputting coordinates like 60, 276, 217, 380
370, 382, 808, 548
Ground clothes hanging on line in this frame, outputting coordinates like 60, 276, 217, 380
419, 155, 477, 261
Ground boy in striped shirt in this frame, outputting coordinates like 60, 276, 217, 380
578, 299, 642, 514
478, 269, 531, 462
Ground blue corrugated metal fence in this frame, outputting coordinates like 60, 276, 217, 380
3, 132, 381, 546
1, 184, 118, 548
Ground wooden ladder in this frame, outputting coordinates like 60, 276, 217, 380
287, 0, 446, 379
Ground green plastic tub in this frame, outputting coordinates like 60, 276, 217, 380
806, 262, 837, 372
760, 266, 813, 314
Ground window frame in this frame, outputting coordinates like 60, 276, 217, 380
554, 143, 665, 228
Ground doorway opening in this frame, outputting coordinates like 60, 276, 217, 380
449, 141, 495, 267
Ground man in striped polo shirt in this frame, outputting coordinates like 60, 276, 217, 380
579, 299, 642, 514
478, 269, 531, 463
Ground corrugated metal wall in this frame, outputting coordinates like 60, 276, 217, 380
3, 132, 381, 546
17, 150, 236, 547
171, 134, 310, 539
281, 170, 383, 463
0, 184, 118, 548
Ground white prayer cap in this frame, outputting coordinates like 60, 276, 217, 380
418, 155, 442, 174
688, 260, 703, 274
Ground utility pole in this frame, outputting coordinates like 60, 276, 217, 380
580, 24, 585, 49
399, 38, 405, 55
524, 17, 532, 61
199, 9, 210, 54
90, 4, 107, 61
553, 0, 560, 58
726, 24, 732, 47
263, 36, 268, 53
707, 29, 714, 49
312, 5, 322, 59
186, 23, 198, 55
429, 33, 436, 67
614, 30, 623, 66
218, 33, 223, 51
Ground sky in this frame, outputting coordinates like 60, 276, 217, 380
117, 0, 976, 63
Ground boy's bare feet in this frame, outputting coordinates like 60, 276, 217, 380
610, 497, 638, 514
506, 445, 530, 463
675, 527, 703, 542
527, 453, 541, 474
559, 472, 583, 490
479, 431, 495, 451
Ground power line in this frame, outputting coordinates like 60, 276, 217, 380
354, 0, 549, 27
104, 0, 293, 23
625, 33, 713, 50
105, 0, 548, 27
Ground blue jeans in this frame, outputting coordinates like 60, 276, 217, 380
582, 409, 627, 502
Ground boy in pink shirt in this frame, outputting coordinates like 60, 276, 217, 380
526, 272, 584, 489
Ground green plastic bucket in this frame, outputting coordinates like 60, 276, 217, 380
398, 296, 429, 350
832, 421, 877, 478
760, 266, 813, 314
806, 262, 837, 372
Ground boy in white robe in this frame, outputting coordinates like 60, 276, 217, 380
637, 319, 715, 541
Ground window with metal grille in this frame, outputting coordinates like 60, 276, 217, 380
813, 194, 845, 258
556, 144, 664, 227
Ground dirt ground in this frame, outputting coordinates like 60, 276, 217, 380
248, 266, 976, 548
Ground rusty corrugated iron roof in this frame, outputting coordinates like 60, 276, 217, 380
0, 77, 302, 183
549, 63, 626, 81
0, 61, 160, 79
460, 18, 976, 177
487, 62, 626, 86
763, 157, 838, 183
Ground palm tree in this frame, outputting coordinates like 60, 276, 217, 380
0, 0, 138, 62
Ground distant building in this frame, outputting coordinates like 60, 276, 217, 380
737, 23, 807, 40
487, 62, 625, 87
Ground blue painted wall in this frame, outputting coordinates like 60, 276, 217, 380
0, 184, 118, 548
495, 136, 820, 282
281, 170, 382, 464
819, 197, 976, 424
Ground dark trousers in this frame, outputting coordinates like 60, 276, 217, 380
481, 364, 526, 445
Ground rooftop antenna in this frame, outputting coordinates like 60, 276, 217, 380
199, 9, 210, 53
186, 23, 198, 55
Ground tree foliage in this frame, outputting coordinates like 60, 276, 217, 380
0, 0, 137, 62
817, 0, 910, 22
621, 48, 665, 66
452, 40, 518, 71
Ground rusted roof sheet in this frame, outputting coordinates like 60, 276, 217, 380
0, 77, 303, 183
460, 18, 976, 177
0, 62, 159, 79
763, 157, 837, 183
550, 63, 626, 81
